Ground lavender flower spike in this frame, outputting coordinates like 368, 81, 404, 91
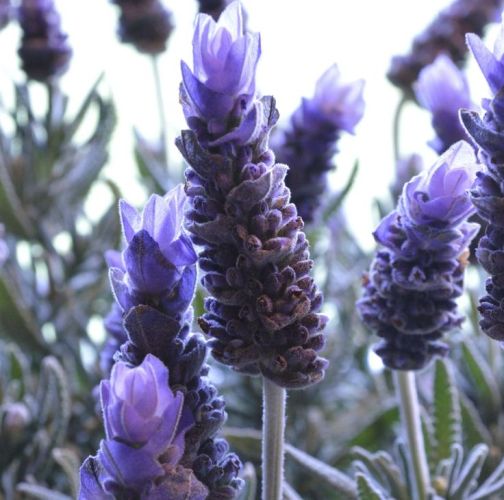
358, 141, 479, 370
460, 20, 504, 341
17, 0, 72, 81
110, 0, 173, 55
387, 0, 502, 94
79, 354, 209, 499
103, 184, 243, 498
178, 1, 328, 388
0, 0, 11, 30
273, 64, 365, 222
415, 54, 473, 154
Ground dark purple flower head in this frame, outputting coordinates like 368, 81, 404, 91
177, 1, 328, 388
79, 354, 204, 499
97, 184, 243, 497
387, 0, 502, 94
110, 0, 173, 54
273, 64, 365, 222
415, 54, 473, 153
459, 17, 504, 343
358, 141, 479, 370
17, 0, 72, 81
181, 1, 261, 142
197, 0, 232, 21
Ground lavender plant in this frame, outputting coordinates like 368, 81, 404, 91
272, 65, 365, 223
358, 142, 478, 370
83, 185, 243, 499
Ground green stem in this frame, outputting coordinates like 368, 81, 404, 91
394, 370, 430, 500
393, 94, 408, 163
262, 378, 286, 500
151, 55, 168, 168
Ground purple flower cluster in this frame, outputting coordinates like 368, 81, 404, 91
387, 0, 502, 95
272, 65, 365, 223
83, 185, 243, 498
17, 0, 72, 81
177, 2, 328, 389
415, 54, 473, 154
460, 23, 504, 341
358, 142, 479, 370
110, 0, 173, 54
80, 354, 209, 499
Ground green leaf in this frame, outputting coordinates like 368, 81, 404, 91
420, 412, 435, 472
322, 160, 359, 222
63, 74, 104, 144
0, 270, 47, 353
356, 473, 387, 500
0, 152, 34, 238
459, 394, 492, 449
433, 359, 462, 463
52, 448, 79, 499
460, 341, 501, 418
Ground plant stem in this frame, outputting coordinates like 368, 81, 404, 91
394, 370, 430, 500
151, 55, 168, 168
393, 94, 408, 163
262, 378, 286, 500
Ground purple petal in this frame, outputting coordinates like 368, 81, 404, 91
467, 33, 504, 94
119, 200, 139, 243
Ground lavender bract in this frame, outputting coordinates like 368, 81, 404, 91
17, 0, 72, 81
387, 0, 502, 95
178, 1, 328, 389
415, 54, 473, 154
110, 0, 173, 54
460, 22, 504, 341
79, 354, 209, 499
99, 185, 243, 499
272, 65, 365, 223
358, 142, 479, 370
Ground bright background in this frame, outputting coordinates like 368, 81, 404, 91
0, 0, 497, 249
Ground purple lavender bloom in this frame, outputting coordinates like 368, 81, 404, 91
99, 304, 127, 375
79, 354, 209, 499
110, 0, 173, 55
177, 1, 328, 388
358, 141, 479, 370
99, 184, 243, 498
110, 185, 197, 312
415, 54, 473, 154
460, 22, 504, 342
17, 0, 72, 81
387, 0, 502, 94
273, 65, 365, 222
180, 1, 261, 142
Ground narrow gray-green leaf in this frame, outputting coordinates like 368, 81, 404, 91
449, 444, 488, 500
17, 483, 71, 500
433, 359, 462, 463
356, 473, 387, 500
461, 341, 501, 417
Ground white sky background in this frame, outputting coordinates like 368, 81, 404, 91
0, 0, 498, 250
